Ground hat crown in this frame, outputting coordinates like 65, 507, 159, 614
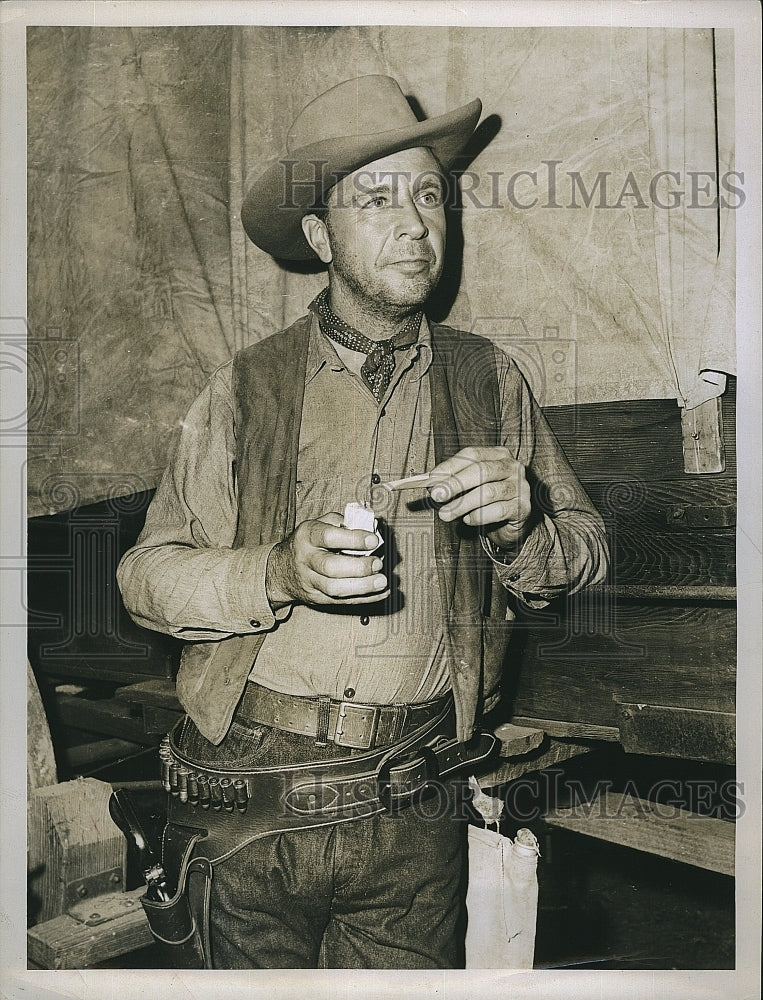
287, 75, 420, 153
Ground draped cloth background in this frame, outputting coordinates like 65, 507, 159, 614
26, 26, 736, 516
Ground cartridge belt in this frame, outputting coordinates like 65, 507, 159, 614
161, 704, 499, 866
238, 682, 451, 750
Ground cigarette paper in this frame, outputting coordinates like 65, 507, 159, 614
380, 473, 437, 491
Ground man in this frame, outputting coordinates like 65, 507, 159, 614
118, 75, 608, 970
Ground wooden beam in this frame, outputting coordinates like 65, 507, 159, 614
28, 660, 58, 792
545, 791, 735, 876
27, 887, 153, 969
64, 739, 145, 772
28, 778, 125, 924
509, 717, 621, 741
680, 396, 725, 474
605, 584, 735, 602
480, 737, 594, 788
55, 694, 158, 744
492, 722, 545, 757
617, 701, 735, 765
114, 678, 180, 709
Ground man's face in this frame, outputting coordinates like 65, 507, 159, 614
320, 147, 446, 321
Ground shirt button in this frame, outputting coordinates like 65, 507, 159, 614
249, 618, 261, 628
360, 615, 370, 626
371, 473, 381, 485
344, 687, 355, 699
507, 574, 520, 584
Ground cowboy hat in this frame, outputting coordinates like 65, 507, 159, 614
241, 75, 482, 260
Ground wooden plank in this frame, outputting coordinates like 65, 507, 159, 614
27, 887, 153, 969
55, 694, 158, 744
602, 532, 734, 590
584, 479, 736, 529
64, 739, 145, 772
617, 702, 735, 765
508, 602, 736, 732
509, 717, 620, 741
581, 479, 736, 589
479, 737, 593, 788
35, 661, 177, 685
545, 791, 735, 876
114, 678, 180, 709
543, 399, 688, 481
28, 778, 125, 924
605, 585, 735, 601
27, 660, 58, 792
493, 722, 545, 757
542, 378, 735, 480
681, 396, 725, 474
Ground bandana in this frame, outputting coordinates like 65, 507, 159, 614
310, 287, 422, 402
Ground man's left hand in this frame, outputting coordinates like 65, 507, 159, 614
428, 446, 532, 550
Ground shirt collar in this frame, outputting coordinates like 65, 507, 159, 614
305, 311, 433, 385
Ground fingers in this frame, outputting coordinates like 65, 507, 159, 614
425, 448, 532, 536
428, 448, 521, 505
307, 546, 387, 601
311, 550, 384, 580
427, 448, 529, 526
310, 517, 380, 554
277, 515, 389, 606
307, 568, 389, 601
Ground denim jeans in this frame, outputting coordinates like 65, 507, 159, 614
175, 712, 467, 969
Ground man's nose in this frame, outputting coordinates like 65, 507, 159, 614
393, 196, 428, 240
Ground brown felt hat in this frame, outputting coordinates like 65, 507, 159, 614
241, 75, 482, 260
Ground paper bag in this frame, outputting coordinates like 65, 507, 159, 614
465, 777, 541, 969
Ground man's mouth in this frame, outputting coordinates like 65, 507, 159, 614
383, 257, 433, 271
387, 257, 429, 271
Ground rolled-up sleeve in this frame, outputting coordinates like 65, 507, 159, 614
483, 347, 609, 606
117, 363, 286, 639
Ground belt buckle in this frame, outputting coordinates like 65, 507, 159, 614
334, 701, 380, 750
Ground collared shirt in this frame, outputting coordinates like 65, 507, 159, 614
251, 311, 450, 702
117, 313, 608, 704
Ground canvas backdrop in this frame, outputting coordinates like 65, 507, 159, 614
26, 25, 736, 516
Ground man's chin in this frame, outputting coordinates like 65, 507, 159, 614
380, 273, 439, 310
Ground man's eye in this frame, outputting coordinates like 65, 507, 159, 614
361, 196, 387, 209
417, 190, 442, 207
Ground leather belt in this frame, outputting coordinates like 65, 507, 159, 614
238, 681, 451, 750
162, 703, 500, 865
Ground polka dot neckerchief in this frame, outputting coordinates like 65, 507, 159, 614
309, 287, 422, 403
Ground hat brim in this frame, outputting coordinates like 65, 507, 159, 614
241, 97, 482, 260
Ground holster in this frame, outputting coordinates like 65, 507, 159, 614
140, 824, 211, 969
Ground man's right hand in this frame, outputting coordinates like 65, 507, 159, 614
265, 512, 389, 609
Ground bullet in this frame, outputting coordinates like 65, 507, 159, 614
233, 779, 248, 813
198, 775, 211, 810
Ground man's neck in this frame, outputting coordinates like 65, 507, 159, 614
327, 285, 420, 341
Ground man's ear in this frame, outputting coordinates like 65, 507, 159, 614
301, 214, 333, 264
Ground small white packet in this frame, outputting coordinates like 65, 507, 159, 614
341, 502, 383, 555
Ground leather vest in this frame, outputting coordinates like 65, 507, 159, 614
176, 315, 512, 744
